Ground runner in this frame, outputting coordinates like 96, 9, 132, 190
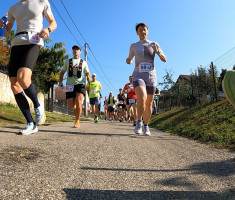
107, 92, 117, 122
103, 96, 108, 120
98, 92, 103, 119
0, 0, 57, 135
126, 23, 167, 135
117, 88, 126, 122
123, 75, 137, 126
59, 45, 90, 128
85, 73, 102, 123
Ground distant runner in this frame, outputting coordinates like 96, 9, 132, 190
123, 76, 137, 126
117, 88, 126, 122
85, 73, 102, 123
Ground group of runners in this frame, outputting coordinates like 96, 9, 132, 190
103, 76, 137, 125
0, 0, 166, 136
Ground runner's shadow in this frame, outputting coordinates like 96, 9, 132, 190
62, 188, 220, 200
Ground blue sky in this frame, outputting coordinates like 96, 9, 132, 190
1, 0, 235, 99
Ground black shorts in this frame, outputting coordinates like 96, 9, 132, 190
66, 84, 86, 99
117, 104, 126, 109
8, 44, 40, 77
108, 106, 114, 112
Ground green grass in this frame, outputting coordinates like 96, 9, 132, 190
0, 103, 90, 126
149, 100, 235, 150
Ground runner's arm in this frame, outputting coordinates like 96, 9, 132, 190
39, 14, 57, 38
3, 22, 13, 37
59, 70, 65, 88
85, 72, 91, 83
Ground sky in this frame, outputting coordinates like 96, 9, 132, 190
1, 0, 235, 100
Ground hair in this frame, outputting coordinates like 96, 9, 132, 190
135, 23, 148, 32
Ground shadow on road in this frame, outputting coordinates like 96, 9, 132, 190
80, 158, 235, 177
62, 188, 229, 200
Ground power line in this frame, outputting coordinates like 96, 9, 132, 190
49, 0, 83, 49
59, 0, 118, 92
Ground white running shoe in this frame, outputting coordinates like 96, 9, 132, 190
20, 123, 38, 136
35, 105, 46, 125
143, 125, 151, 136
134, 121, 142, 134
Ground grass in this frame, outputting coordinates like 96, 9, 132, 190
149, 100, 235, 150
0, 103, 90, 126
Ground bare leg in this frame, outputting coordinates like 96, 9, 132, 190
143, 94, 154, 125
135, 86, 147, 121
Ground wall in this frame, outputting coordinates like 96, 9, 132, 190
0, 72, 44, 110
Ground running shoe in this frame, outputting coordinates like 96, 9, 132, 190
19, 122, 38, 136
143, 125, 151, 136
94, 116, 99, 123
133, 121, 136, 126
35, 105, 46, 125
134, 121, 142, 134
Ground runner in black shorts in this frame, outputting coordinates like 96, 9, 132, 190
59, 45, 90, 128
117, 88, 126, 122
1, 0, 57, 135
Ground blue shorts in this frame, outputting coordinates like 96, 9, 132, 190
90, 97, 100, 106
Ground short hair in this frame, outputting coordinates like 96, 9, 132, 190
136, 23, 148, 32
72, 45, 81, 50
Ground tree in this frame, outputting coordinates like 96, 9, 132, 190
33, 42, 69, 93
0, 38, 10, 66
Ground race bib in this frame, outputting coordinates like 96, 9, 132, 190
28, 32, 42, 44
91, 90, 97, 94
128, 85, 134, 90
129, 99, 136, 104
139, 62, 154, 73
118, 100, 124, 104
66, 85, 74, 92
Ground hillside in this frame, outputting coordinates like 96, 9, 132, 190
150, 100, 235, 150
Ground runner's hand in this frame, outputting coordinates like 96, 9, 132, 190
39, 28, 50, 38
126, 58, 133, 64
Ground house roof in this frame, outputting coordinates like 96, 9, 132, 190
180, 75, 191, 81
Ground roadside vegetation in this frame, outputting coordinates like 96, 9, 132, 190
0, 103, 89, 126
150, 100, 235, 150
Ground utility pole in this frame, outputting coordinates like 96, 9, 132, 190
210, 62, 218, 102
84, 43, 88, 116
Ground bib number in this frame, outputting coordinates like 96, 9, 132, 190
91, 90, 97, 95
139, 62, 154, 73
129, 99, 136, 104
66, 85, 74, 92
28, 32, 42, 44
118, 100, 124, 104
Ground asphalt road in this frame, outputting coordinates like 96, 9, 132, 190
0, 120, 235, 200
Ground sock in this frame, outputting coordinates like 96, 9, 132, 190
24, 83, 40, 108
144, 124, 148, 127
15, 92, 34, 124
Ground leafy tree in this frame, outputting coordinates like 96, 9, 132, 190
33, 42, 69, 93
159, 68, 175, 91
217, 68, 227, 91
0, 38, 10, 66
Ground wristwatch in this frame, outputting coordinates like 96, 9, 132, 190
47, 27, 52, 33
